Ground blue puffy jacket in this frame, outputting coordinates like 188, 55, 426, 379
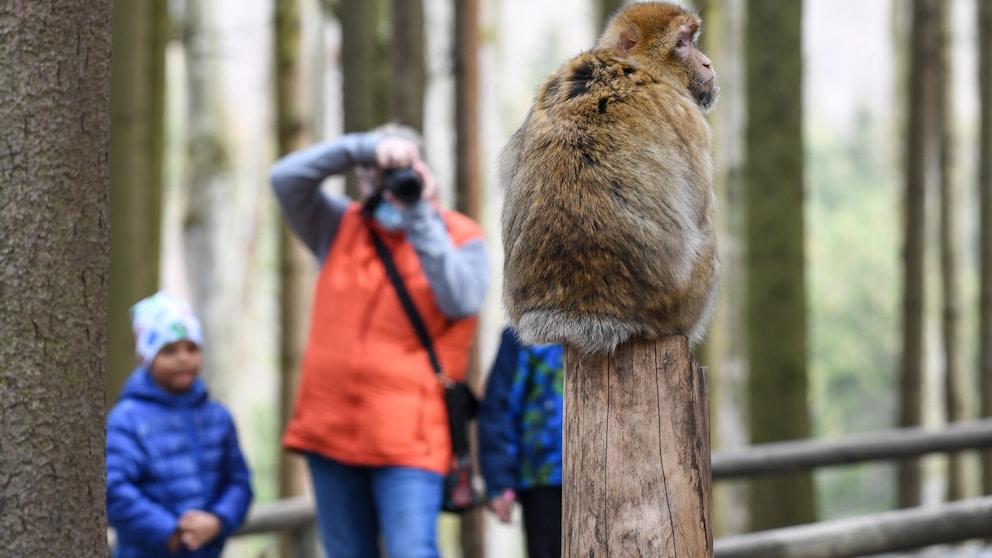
106, 368, 253, 558
478, 327, 563, 498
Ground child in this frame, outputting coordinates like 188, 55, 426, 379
106, 291, 253, 558
478, 326, 564, 558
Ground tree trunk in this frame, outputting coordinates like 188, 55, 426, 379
176, 5, 277, 534
339, 0, 389, 197
744, 0, 815, 530
698, 0, 749, 536
978, 0, 992, 498
455, 0, 482, 220
0, 1, 111, 555
275, 0, 316, 538
341, 0, 375, 136
937, 3, 966, 502
181, 0, 235, 394
898, 0, 944, 509
391, 0, 425, 130
454, 0, 485, 554
107, 0, 168, 406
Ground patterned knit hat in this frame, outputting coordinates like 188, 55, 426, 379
129, 291, 204, 364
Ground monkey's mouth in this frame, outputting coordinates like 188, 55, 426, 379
695, 86, 720, 114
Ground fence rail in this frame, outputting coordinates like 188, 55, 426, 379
714, 495, 992, 558
113, 418, 992, 557
236, 496, 313, 536
712, 417, 992, 479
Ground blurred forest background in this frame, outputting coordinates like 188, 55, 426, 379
108, 0, 992, 555
95, 0, 992, 554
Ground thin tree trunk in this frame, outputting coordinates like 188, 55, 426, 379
0, 1, 111, 554
978, 0, 992, 497
341, 0, 375, 135
898, 0, 944, 509
108, 0, 168, 405
340, 0, 388, 197
745, 0, 815, 530
274, 0, 315, 541
698, 0, 749, 537
454, 0, 485, 553
938, 3, 966, 502
391, 0, 425, 130
182, 0, 236, 395
455, 0, 481, 220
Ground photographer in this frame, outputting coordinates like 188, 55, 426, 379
271, 124, 489, 558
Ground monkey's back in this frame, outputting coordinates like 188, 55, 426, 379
499, 51, 719, 354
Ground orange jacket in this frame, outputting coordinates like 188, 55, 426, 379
283, 205, 481, 474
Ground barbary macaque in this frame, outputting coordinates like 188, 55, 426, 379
499, 2, 720, 356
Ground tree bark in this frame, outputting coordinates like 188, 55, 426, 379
744, 0, 815, 530
563, 337, 712, 557
978, 0, 992, 498
0, 0, 112, 555
898, 0, 944, 509
107, 0, 168, 406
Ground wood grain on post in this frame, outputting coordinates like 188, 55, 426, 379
563, 335, 712, 557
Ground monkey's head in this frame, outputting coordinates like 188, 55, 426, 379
596, 2, 719, 113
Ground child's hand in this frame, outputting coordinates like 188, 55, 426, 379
486, 489, 515, 523
178, 510, 222, 551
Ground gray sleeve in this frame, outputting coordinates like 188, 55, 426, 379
401, 203, 490, 320
270, 132, 383, 263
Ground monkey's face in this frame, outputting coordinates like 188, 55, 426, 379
604, 4, 720, 114
670, 17, 719, 113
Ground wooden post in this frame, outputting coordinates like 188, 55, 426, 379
563, 335, 712, 557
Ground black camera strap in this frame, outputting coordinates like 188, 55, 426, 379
368, 226, 446, 383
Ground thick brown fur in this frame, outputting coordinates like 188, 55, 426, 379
498, 2, 720, 355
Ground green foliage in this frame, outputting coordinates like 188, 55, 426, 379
807, 108, 901, 518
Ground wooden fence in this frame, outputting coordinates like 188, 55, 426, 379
109, 418, 992, 556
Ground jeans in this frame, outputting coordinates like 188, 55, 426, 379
305, 453, 443, 558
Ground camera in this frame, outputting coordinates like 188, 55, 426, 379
381, 167, 423, 205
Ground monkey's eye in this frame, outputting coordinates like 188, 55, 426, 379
675, 39, 686, 49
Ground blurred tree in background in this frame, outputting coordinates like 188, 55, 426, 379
979, 0, 992, 499
898, 0, 945, 509
107, 0, 168, 405
744, 0, 816, 531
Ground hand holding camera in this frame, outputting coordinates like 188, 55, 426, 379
374, 137, 437, 207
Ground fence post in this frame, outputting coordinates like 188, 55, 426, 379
563, 335, 712, 557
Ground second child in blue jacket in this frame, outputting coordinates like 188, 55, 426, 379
478, 327, 563, 558
106, 291, 253, 558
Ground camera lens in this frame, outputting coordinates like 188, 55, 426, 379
381, 168, 423, 205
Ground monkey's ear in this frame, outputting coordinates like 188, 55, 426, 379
615, 28, 637, 55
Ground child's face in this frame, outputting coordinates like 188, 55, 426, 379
150, 340, 202, 395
